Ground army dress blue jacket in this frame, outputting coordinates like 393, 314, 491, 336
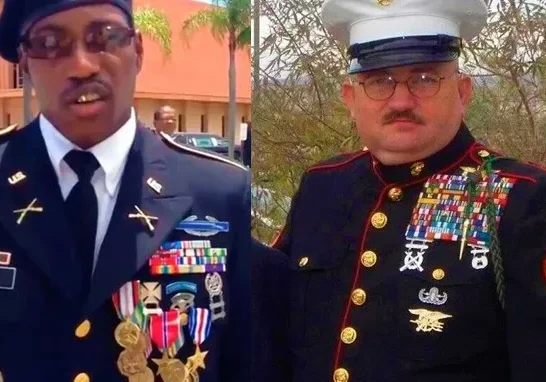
0, 119, 250, 382
272, 125, 546, 382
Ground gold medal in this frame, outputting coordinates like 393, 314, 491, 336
117, 348, 148, 376
133, 331, 151, 353
161, 359, 188, 382
115, 319, 141, 348
128, 367, 154, 382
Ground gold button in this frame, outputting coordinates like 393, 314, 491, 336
333, 367, 349, 382
75, 319, 91, 338
351, 289, 367, 306
371, 212, 387, 229
340, 327, 357, 344
299, 257, 309, 267
478, 149, 490, 158
432, 269, 445, 280
361, 251, 377, 268
388, 187, 403, 201
74, 373, 90, 382
410, 161, 425, 176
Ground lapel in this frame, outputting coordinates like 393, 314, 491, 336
0, 120, 81, 300
86, 125, 193, 312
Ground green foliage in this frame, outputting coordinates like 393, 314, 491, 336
134, 6, 172, 56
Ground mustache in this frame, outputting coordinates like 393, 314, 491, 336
61, 77, 112, 104
382, 110, 425, 125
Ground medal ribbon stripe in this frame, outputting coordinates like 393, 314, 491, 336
150, 264, 226, 275
189, 308, 212, 345
160, 240, 212, 250
405, 174, 515, 245
112, 280, 141, 320
150, 310, 181, 350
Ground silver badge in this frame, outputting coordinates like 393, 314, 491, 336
205, 272, 226, 321
400, 239, 431, 272
470, 245, 489, 270
170, 292, 195, 312
418, 287, 448, 306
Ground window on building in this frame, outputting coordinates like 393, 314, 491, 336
6, 114, 10, 126
12, 64, 23, 89
242, 116, 246, 123
221, 116, 225, 137
200, 114, 205, 132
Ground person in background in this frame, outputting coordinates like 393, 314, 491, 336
153, 105, 177, 135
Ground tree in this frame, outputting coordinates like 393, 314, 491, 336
182, 0, 251, 159
23, 6, 172, 124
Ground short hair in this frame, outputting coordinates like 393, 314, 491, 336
154, 105, 175, 121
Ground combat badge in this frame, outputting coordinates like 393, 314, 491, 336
176, 216, 229, 237
418, 287, 448, 306
205, 273, 226, 321
409, 309, 452, 333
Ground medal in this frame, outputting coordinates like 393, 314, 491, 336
117, 349, 148, 376
150, 311, 187, 382
127, 367, 154, 382
112, 281, 152, 380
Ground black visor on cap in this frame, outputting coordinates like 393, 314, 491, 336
347, 34, 461, 74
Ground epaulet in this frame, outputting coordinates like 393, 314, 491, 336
307, 148, 369, 173
160, 132, 248, 171
0, 124, 18, 138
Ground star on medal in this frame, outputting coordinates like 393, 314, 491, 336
152, 352, 176, 375
187, 346, 208, 372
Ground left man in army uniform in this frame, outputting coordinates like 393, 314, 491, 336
266, 0, 546, 381
0, 0, 251, 381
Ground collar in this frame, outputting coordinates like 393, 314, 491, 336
372, 124, 476, 185
39, 108, 137, 196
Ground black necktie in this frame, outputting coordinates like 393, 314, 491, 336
64, 150, 100, 297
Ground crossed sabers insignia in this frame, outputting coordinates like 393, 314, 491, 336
128, 205, 158, 232
13, 198, 43, 225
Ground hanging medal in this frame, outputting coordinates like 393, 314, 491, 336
151, 310, 188, 382
112, 280, 154, 382
186, 308, 211, 379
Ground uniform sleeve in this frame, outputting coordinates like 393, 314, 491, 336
505, 177, 546, 381
220, 170, 251, 381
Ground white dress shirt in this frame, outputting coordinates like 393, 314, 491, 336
39, 109, 137, 270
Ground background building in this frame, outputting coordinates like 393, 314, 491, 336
0, 0, 251, 142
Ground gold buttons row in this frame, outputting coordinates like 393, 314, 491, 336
370, 212, 387, 229
74, 373, 90, 382
75, 319, 91, 338
351, 288, 367, 306
333, 367, 349, 382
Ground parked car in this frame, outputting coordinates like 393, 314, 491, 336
171, 132, 242, 161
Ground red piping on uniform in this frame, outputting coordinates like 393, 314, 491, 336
307, 151, 370, 172
270, 229, 283, 247
332, 141, 479, 372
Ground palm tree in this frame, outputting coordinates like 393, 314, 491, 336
182, 0, 251, 159
23, 7, 172, 124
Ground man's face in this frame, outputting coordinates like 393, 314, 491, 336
342, 61, 473, 164
155, 109, 176, 134
20, 4, 143, 147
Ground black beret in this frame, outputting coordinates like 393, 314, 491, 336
0, 0, 133, 63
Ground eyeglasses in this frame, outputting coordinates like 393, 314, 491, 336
356, 71, 461, 101
20, 24, 135, 60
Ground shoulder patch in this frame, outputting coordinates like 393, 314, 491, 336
0, 124, 17, 137
160, 132, 248, 171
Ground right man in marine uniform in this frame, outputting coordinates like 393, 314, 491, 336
268, 0, 546, 381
